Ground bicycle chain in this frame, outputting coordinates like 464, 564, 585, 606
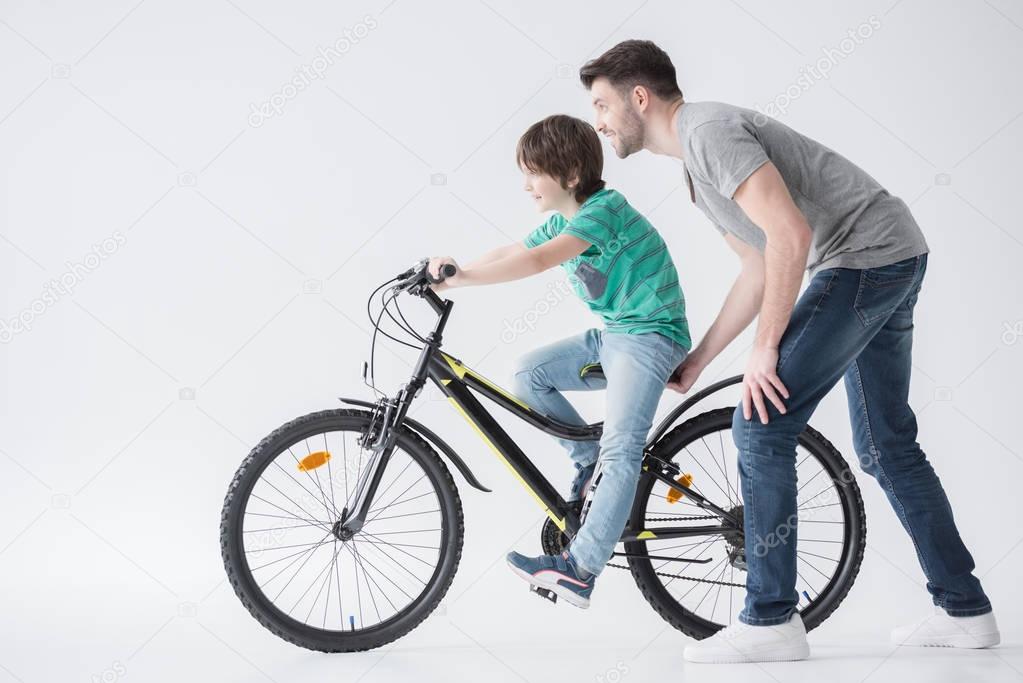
605, 561, 745, 587
604, 514, 745, 588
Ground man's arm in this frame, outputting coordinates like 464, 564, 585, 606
732, 161, 812, 424
429, 234, 590, 288
668, 233, 764, 393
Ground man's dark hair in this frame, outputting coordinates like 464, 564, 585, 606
516, 115, 605, 203
579, 39, 683, 101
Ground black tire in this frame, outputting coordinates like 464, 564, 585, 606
627, 408, 865, 640
220, 409, 463, 652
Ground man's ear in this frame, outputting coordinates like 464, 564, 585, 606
632, 84, 651, 113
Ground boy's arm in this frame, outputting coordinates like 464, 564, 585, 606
429, 234, 589, 288
464, 242, 526, 269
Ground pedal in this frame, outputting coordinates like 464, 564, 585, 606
529, 585, 558, 604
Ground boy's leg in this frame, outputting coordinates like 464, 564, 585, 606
511, 328, 606, 471
843, 254, 992, 616
567, 332, 686, 576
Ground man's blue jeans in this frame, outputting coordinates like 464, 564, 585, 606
736, 253, 992, 624
512, 329, 686, 576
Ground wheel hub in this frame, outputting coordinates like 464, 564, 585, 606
332, 519, 356, 542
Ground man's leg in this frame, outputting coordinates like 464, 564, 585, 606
567, 331, 686, 576
844, 254, 992, 617
511, 328, 606, 471
732, 261, 927, 626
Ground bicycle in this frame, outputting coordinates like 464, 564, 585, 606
220, 259, 866, 652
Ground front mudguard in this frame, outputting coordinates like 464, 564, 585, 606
338, 397, 492, 493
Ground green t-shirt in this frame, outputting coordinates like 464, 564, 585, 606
523, 188, 691, 350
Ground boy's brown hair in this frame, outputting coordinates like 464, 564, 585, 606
516, 115, 606, 203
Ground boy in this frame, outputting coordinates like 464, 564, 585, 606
428, 114, 690, 608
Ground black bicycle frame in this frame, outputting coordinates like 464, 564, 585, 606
342, 287, 740, 543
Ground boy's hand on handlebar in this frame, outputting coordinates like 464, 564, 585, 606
428, 256, 461, 291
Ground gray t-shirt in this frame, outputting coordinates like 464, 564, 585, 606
678, 101, 929, 274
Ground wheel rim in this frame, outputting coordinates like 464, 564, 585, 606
236, 425, 447, 635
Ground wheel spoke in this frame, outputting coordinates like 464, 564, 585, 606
348, 457, 415, 522
254, 480, 332, 533
682, 445, 732, 503
248, 494, 331, 532
248, 532, 333, 572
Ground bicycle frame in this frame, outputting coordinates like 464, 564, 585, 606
340, 286, 741, 543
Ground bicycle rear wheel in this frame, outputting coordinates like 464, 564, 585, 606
220, 409, 463, 652
627, 407, 865, 639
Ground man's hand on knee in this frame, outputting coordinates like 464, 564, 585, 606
743, 345, 789, 424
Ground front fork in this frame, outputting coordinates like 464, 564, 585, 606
338, 305, 448, 535
338, 283, 452, 537
336, 392, 408, 537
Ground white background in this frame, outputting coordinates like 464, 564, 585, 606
2, 0, 1022, 681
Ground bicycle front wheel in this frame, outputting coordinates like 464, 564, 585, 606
220, 409, 463, 652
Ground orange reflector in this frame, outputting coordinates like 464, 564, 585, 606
297, 451, 331, 472
666, 473, 694, 504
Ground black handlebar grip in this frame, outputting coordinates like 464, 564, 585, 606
424, 261, 457, 284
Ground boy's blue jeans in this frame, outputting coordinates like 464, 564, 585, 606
512, 329, 686, 576
736, 253, 992, 625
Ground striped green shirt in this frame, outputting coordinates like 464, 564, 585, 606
524, 188, 691, 350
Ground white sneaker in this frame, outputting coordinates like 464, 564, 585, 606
892, 607, 1000, 648
683, 614, 810, 663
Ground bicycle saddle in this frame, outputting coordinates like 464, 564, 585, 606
579, 363, 605, 381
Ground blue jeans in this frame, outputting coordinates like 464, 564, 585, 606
735, 253, 992, 624
512, 329, 687, 576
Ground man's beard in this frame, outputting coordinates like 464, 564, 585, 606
613, 106, 645, 158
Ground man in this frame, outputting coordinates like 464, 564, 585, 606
578, 39, 997, 663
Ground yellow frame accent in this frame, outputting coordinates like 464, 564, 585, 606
441, 354, 531, 411
445, 396, 565, 531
